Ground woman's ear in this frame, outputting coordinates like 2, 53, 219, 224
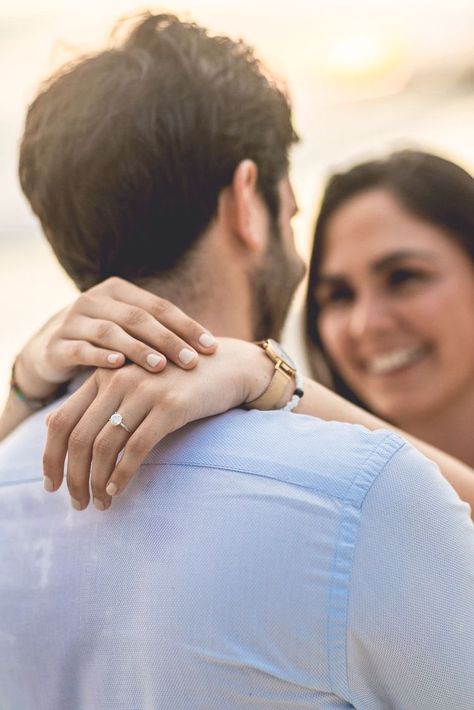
225, 159, 268, 253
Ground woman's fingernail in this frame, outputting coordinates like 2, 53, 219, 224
93, 497, 106, 511
107, 353, 121, 364
179, 348, 197, 365
199, 332, 216, 348
146, 353, 162, 368
70, 497, 82, 511
106, 481, 118, 496
43, 476, 54, 492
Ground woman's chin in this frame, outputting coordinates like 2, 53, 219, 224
350, 359, 438, 425
362, 392, 433, 427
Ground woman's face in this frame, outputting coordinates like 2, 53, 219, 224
314, 188, 474, 423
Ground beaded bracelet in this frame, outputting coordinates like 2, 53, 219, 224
281, 369, 305, 412
10, 359, 68, 412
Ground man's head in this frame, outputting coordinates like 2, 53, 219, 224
19, 12, 305, 338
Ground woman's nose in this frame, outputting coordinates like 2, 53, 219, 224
347, 295, 394, 340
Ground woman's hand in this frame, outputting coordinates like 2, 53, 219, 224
43, 338, 273, 511
15, 277, 217, 402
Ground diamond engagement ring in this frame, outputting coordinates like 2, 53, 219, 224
109, 412, 132, 434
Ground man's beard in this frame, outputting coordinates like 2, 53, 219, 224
250, 220, 305, 341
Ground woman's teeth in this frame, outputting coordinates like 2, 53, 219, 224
366, 346, 426, 375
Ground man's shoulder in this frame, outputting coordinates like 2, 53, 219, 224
145, 409, 407, 506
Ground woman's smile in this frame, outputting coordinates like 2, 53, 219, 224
361, 344, 429, 376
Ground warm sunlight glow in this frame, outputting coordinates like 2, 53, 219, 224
324, 33, 403, 82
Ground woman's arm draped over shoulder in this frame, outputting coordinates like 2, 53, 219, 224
38, 336, 474, 518
0, 276, 471, 515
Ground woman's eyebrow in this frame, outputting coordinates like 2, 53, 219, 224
371, 250, 436, 273
315, 250, 436, 288
314, 274, 346, 290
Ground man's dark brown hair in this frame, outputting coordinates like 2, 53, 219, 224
19, 12, 297, 290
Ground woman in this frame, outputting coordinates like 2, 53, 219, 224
305, 150, 474, 466
1, 152, 473, 513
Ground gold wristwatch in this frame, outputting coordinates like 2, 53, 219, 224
245, 339, 298, 411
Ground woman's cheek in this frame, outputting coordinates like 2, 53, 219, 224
318, 312, 349, 367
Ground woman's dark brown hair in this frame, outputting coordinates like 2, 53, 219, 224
305, 149, 474, 408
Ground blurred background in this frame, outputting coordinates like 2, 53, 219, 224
2, 0, 474, 403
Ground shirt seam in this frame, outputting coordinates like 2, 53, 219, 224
326, 434, 407, 703
128, 456, 407, 504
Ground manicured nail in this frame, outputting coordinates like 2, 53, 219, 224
93, 497, 106, 511
199, 332, 216, 348
43, 476, 54, 492
146, 353, 162, 368
107, 353, 121, 364
106, 481, 118, 496
70, 497, 82, 511
178, 348, 197, 365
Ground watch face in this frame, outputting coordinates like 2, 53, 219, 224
266, 339, 296, 369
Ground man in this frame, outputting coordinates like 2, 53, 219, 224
0, 12, 473, 709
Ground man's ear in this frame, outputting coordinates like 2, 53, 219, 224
221, 159, 268, 253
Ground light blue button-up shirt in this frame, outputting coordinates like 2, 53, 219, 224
1, 405, 473, 709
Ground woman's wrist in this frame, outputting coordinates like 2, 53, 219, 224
240, 343, 276, 404
241, 340, 301, 410
12, 349, 62, 402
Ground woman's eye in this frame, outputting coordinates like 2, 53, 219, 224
318, 286, 354, 307
388, 268, 426, 288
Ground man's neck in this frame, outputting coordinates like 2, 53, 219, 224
136, 268, 255, 341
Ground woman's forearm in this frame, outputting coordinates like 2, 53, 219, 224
0, 351, 62, 442
0, 391, 36, 441
296, 378, 474, 518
